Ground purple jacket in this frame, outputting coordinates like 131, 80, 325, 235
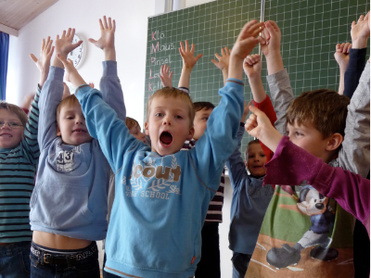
264, 136, 370, 237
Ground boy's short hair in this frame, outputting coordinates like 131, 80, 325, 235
244, 139, 260, 161
286, 89, 350, 138
0, 102, 28, 126
56, 94, 80, 123
126, 117, 140, 129
146, 87, 195, 127
193, 101, 215, 113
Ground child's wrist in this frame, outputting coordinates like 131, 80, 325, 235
352, 37, 368, 49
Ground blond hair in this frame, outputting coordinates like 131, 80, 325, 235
56, 94, 81, 124
0, 102, 28, 126
146, 87, 195, 128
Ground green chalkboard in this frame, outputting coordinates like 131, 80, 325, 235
144, 0, 369, 151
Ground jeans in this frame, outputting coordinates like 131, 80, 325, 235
0, 241, 31, 278
232, 252, 251, 278
30, 241, 100, 278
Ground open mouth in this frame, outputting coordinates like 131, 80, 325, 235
160, 131, 173, 146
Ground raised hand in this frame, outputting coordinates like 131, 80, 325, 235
243, 54, 262, 79
351, 11, 370, 49
260, 20, 281, 58
29, 36, 54, 87
55, 28, 82, 59
88, 16, 116, 60
159, 64, 173, 87
244, 105, 282, 152
211, 46, 230, 84
230, 20, 265, 61
179, 40, 203, 70
211, 46, 231, 72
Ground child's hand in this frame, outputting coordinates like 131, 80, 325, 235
57, 55, 87, 88
211, 47, 231, 72
245, 105, 282, 152
179, 40, 203, 70
88, 16, 116, 60
351, 11, 370, 49
159, 64, 173, 87
243, 54, 262, 79
29, 36, 54, 87
334, 42, 351, 72
260, 20, 281, 59
55, 28, 82, 60
230, 20, 265, 61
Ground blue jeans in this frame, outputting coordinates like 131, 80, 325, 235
232, 252, 251, 278
0, 241, 31, 278
30, 241, 100, 278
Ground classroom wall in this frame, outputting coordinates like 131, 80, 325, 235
6, 0, 233, 276
6, 0, 156, 127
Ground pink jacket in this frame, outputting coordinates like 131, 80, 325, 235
263, 136, 370, 237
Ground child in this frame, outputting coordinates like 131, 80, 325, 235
29, 17, 125, 277
58, 19, 265, 278
244, 105, 370, 237
125, 117, 146, 142
225, 52, 276, 278
162, 41, 223, 277
245, 19, 369, 278
182, 101, 225, 278
0, 35, 49, 277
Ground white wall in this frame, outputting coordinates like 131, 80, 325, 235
7, 0, 156, 127
6, 0, 232, 276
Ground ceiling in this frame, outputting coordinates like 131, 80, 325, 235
0, 0, 58, 36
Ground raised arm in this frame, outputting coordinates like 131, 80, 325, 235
262, 20, 294, 135
38, 29, 82, 147
244, 54, 276, 161
339, 60, 370, 178
90, 16, 125, 120
334, 42, 351, 95
343, 11, 370, 98
211, 46, 231, 85
178, 40, 203, 89
159, 64, 173, 88
29, 36, 54, 88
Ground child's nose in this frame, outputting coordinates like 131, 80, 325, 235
76, 117, 84, 124
162, 116, 171, 125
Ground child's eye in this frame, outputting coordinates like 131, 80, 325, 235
8, 122, 22, 127
202, 117, 209, 121
155, 113, 163, 117
175, 115, 183, 119
295, 131, 303, 136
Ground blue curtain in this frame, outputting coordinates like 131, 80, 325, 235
0, 32, 9, 100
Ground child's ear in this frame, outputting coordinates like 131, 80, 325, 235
144, 122, 149, 135
326, 132, 343, 151
56, 126, 61, 137
187, 127, 195, 140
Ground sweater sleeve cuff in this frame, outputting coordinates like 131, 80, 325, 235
226, 78, 244, 86
49, 66, 65, 81
102, 60, 118, 77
